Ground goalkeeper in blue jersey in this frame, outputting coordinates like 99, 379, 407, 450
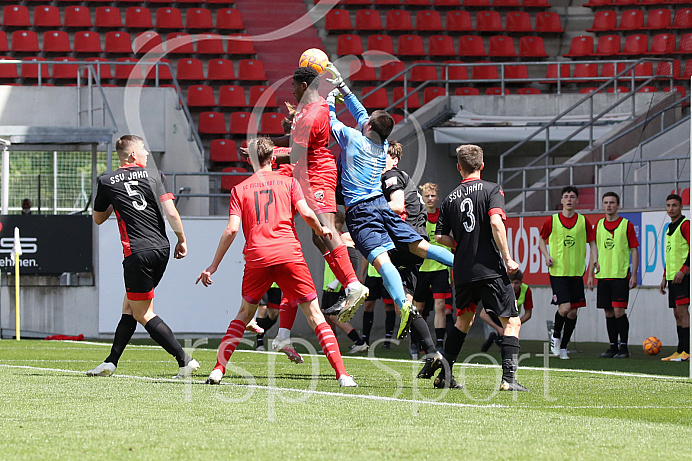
326, 63, 455, 379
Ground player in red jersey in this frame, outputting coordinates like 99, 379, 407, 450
197, 138, 357, 387
271, 67, 369, 314
87, 134, 199, 379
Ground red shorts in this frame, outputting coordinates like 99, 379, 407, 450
294, 163, 337, 214
242, 259, 317, 308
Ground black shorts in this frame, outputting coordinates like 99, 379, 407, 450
364, 275, 388, 301
668, 275, 690, 308
396, 263, 419, 296
597, 278, 629, 309
123, 247, 169, 301
413, 269, 451, 302
260, 287, 282, 308
455, 275, 517, 319
549, 275, 586, 308
322, 290, 343, 312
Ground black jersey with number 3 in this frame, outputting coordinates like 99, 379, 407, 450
94, 165, 172, 257
436, 178, 506, 283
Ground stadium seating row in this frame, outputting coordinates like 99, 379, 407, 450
566, 33, 692, 57
337, 33, 549, 57
587, 8, 692, 31
1, 5, 243, 30
584, 0, 692, 8
317, 0, 551, 7
325, 9, 561, 32
186, 84, 278, 108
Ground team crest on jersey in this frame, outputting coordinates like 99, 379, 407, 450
563, 236, 575, 247
314, 190, 325, 201
604, 237, 615, 250
385, 177, 398, 189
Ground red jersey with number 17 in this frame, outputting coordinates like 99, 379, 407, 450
229, 170, 306, 267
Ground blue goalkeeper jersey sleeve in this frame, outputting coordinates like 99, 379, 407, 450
329, 93, 389, 207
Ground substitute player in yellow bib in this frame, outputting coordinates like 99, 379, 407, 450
539, 186, 598, 359
595, 192, 639, 359
659, 193, 690, 362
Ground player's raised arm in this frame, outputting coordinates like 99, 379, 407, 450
326, 63, 369, 129
161, 199, 187, 259
196, 214, 241, 287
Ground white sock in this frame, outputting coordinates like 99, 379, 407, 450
278, 328, 291, 342
346, 282, 361, 291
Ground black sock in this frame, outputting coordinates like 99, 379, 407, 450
105, 314, 137, 366
553, 312, 566, 338
680, 326, 690, 354
440, 326, 467, 379
435, 327, 446, 349
500, 335, 520, 383
677, 326, 684, 353
561, 316, 577, 350
347, 328, 362, 344
411, 317, 436, 355
256, 316, 276, 332
362, 310, 374, 344
605, 316, 618, 349
616, 315, 629, 348
385, 310, 395, 336
256, 334, 265, 348
144, 316, 190, 367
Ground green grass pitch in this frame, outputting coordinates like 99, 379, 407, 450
1, 338, 691, 460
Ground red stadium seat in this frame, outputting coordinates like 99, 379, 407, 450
486, 87, 510, 95
355, 10, 382, 30
663, 86, 686, 100
654, 59, 679, 80
458, 35, 486, 57
218, 84, 247, 107
325, 9, 353, 31
221, 168, 248, 191
74, 31, 103, 54
617, 9, 644, 31
535, 12, 563, 33
584, 0, 612, 6
4, 6, 31, 28
0, 57, 18, 79
385, 10, 413, 31
337, 34, 364, 55
165, 32, 194, 54
105, 31, 133, 54
196, 33, 224, 55
673, 9, 692, 30
229, 111, 257, 135
579, 87, 599, 94
648, 33, 675, 55
227, 34, 255, 55
471, 62, 499, 80
612, 0, 637, 6
64, 6, 92, 28
368, 34, 395, 54
675, 34, 692, 54
572, 63, 598, 82
156, 7, 184, 29
517, 87, 541, 94
186, 84, 215, 107
379, 60, 405, 81
443, 60, 468, 80
678, 60, 692, 80
416, 11, 443, 31
423, 86, 445, 103
455, 87, 480, 96
476, 11, 504, 32
373, 0, 402, 4
186, 8, 213, 30
249, 85, 279, 108
207, 58, 236, 81
605, 86, 629, 93
433, 0, 462, 4
33, 6, 61, 28
445, 10, 473, 32
95, 7, 123, 29
600, 62, 626, 79
143, 58, 172, 81
114, 57, 143, 80
216, 8, 244, 31
199, 111, 228, 134
393, 87, 421, 109
519, 36, 548, 57
646, 9, 671, 30
12, 31, 40, 53
494, 0, 521, 7
409, 60, 437, 81
428, 35, 456, 57
349, 60, 378, 81
361, 86, 389, 108
587, 10, 616, 32
398, 34, 425, 56
0, 33, 9, 53
134, 31, 162, 54
21, 57, 49, 79
260, 112, 285, 135
84, 57, 113, 80
488, 35, 516, 57
632, 62, 653, 80
522, 0, 551, 6
565, 36, 594, 57
176, 58, 205, 81
52, 57, 78, 80
505, 64, 528, 80
237, 59, 266, 81
505, 11, 533, 32
42, 31, 71, 53
541, 63, 571, 84
125, 7, 153, 29
210, 140, 241, 163
464, 0, 491, 6
621, 34, 648, 55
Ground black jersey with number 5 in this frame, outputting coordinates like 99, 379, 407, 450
94, 165, 172, 257
436, 178, 506, 283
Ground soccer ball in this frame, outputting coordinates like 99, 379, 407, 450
643, 336, 662, 355
299, 48, 329, 74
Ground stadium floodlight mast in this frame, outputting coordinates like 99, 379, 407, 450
0, 137, 10, 215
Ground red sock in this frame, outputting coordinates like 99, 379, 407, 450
214, 319, 245, 374
315, 321, 347, 378
325, 244, 358, 286
279, 302, 298, 330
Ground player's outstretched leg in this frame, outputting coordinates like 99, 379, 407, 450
206, 301, 258, 384
87, 312, 137, 377
433, 313, 471, 389
271, 303, 303, 363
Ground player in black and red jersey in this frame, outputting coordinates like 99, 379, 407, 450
434, 144, 528, 391
87, 134, 199, 379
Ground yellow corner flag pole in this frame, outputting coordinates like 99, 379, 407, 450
11, 227, 22, 341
